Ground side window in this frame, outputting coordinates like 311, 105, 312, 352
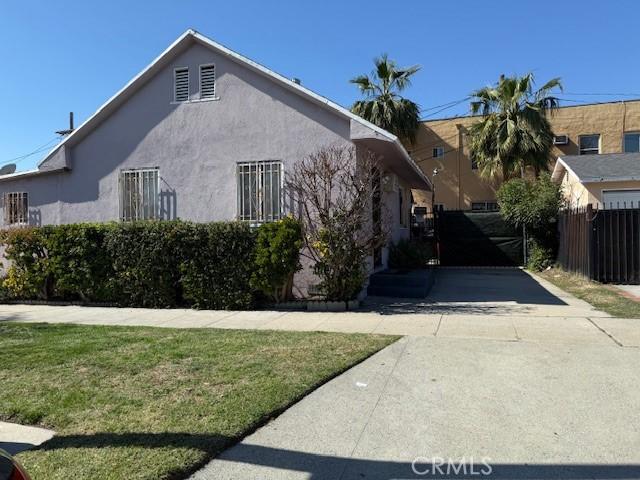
579, 134, 600, 155
237, 161, 282, 223
432, 147, 444, 158
174, 67, 189, 102
624, 133, 640, 153
3, 192, 28, 225
119, 169, 160, 221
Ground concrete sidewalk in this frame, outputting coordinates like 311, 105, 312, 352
1, 270, 639, 346
0, 422, 54, 456
190, 335, 640, 479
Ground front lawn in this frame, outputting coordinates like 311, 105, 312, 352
0, 323, 396, 479
538, 268, 640, 318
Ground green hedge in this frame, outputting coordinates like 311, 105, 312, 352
0, 219, 302, 310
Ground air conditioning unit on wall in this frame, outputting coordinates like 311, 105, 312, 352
553, 135, 569, 145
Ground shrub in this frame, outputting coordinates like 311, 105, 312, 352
0, 220, 296, 309
388, 239, 433, 270
286, 145, 388, 301
527, 240, 554, 272
313, 221, 368, 301
0, 227, 51, 299
43, 223, 116, 302
180, 222, 256, 309
103, 221, 187, 308
497, 173, 563, 270
251, 217, 303, 303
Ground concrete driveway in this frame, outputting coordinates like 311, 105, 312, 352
189, 270, 640, 479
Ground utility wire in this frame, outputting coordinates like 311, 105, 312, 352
1, 137, 62, 167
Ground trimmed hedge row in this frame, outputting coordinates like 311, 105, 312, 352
0, 220, 302, 309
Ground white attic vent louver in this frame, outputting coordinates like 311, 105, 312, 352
553, 135, 569, 145
200, 65, 216, 99
174, 68, 189, 102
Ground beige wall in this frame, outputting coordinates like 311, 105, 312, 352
561, 172, 640, 207
412, 100, 640, 210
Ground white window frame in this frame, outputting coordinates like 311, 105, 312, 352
199, 63, 217, 100
3, 192, 28, 226
119, 168, 160, 222
624, 132, 640, 153
236, 161, 283, 223
579, 134, 601, 155
433, 146, 444, 158
173, 67, 189, 103
471, 201, 498, 212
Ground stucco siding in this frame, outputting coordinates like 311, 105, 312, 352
415, 100, 640, 210
0, 42, 353, 224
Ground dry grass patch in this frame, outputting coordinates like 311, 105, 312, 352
538, 268, 640, 318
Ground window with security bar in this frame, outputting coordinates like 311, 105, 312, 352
3, 192, 28, 225
237, 161, 282, 222
119, 169, 160, 221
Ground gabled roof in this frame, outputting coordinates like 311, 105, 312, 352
17, 29, 429, 189
552, 152, 640, 183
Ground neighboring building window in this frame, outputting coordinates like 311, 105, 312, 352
119, 168, 160, 221
624, 132, 640, 153
433, 147, 444, 158
471, 202, 498, 212
199, 64, 216, 99
3, 192, 28, 225
237, 161, 282, 222
579, 134, 600, 155
174, 67, 189, 102
470, 153, 478, 170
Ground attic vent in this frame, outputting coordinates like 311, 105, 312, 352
174, 67, 189, 102
200, 64, 216, 99
553, 135, 569, 145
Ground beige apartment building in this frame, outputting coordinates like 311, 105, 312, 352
411, 99, 640, 210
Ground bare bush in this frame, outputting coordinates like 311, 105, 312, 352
286, 144, 389, 301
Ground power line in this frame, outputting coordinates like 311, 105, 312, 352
563, 92, 640, 97
420, 97, 470, 113
421, 97, 470, 120
1, 137, 62, 167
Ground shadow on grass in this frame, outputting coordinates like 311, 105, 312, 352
34, 433, 640, 479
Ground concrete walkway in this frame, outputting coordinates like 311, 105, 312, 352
191, 335, 640, 479
1, 269, 639, 346
0, 422, 54, 455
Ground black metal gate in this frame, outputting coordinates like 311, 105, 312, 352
435, 209, 524, 266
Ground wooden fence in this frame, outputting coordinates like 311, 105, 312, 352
557, 204, 640, 284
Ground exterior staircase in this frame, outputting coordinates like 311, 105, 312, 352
367, 269, 436, 298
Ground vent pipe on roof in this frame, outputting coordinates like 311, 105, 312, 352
292, 78, 301, 85
55, 112, 74, 136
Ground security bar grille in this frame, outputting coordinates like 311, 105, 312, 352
200, 65, 216, 99
237, 161, 282, 222
3, 192, 28, 225
174, 68, 189, 102
119, 169, 160, 221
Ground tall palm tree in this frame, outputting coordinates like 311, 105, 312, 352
467, 73, 562, 179
350, 55, 421, 143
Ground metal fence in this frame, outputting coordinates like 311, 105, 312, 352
557, 204, 640, 284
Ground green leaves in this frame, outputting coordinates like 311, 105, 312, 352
467, 73, 563, 179
497, 173, 564, 270
251, 217, 303, 303
350, 54, 421, 143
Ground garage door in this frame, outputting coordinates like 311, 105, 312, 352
602, 189, 640, 209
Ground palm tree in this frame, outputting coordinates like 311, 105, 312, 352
350, 55, 421, 143
467, 73, 562, 179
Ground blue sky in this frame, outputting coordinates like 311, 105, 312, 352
1, 0, 639, 171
